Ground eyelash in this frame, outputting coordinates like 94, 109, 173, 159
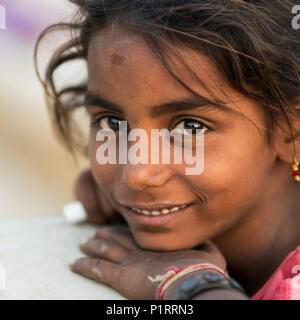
171, 116, 213, 135
90, 114, 213, 135
90, 114, 125, 131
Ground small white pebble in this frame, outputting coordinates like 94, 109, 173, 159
63, 201, 87, 224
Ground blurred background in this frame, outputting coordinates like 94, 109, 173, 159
0, 0, 89, 218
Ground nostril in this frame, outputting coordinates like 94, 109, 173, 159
121, 164, 149, 192
147, 171, 172, 187
121, 163, 172, 191
128, 183, 147, 192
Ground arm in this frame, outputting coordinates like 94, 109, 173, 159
162, 269, 249, 300
70, 225, 246, 300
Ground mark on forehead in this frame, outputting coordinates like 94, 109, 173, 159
111, 53, 126, 67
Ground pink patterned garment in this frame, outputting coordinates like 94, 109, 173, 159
251, 245, 300, 300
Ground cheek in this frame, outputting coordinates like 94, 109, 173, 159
88, 135, 120, 189
189, 125, 273, 218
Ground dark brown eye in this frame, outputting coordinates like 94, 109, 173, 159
98, 116, 122, 131
174, 119, 208, 135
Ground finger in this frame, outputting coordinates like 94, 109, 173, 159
196, 240, 226, 271
79, 238, 129, 263
93, 225, 138, 250
70, 258, 119, 287
204, 240, 226, 260
74, 169, 106, 224
197, 240, 221, 254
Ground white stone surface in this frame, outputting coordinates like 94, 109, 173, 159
0, 216, 126, 300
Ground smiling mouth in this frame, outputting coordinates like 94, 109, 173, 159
124, 203, 192, 216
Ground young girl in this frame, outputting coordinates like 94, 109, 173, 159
35, 0, 300, 300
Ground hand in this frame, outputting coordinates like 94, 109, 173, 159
74, 169, 125, 225
69, 225, 227, 300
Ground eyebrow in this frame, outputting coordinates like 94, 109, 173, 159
84, 91, 226, 117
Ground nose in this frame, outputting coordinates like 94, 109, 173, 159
121, 163, 173, 192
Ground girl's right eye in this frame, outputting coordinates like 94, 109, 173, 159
92, 116, 123, 131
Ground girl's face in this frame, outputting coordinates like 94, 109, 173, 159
85, 26, 277, 251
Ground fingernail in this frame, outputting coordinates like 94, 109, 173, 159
69, 260, 76, 269
79, 238, 89, 246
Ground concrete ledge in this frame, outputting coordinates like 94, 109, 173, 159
0, 216, 126, 300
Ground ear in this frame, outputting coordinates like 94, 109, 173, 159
273, 112, 300, 165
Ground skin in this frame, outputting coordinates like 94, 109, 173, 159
70, 24, 300, 299
71, 224, 247, 299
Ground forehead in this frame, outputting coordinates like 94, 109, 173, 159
86, 26, 267, 129
87, 25, 228, 101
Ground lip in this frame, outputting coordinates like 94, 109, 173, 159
118, 202, 191, 211
120, 202, 193, 227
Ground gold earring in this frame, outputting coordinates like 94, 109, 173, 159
292, 158, 300, 182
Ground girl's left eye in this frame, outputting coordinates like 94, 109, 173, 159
173, 119, 209, 135
92, 116, 123, 131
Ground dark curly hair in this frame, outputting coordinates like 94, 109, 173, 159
35, 0, 300, 155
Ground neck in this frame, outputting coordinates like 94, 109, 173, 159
213, 166, 300, 297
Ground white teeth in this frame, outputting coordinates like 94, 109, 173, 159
151, 210, 161, 216
131, 204, 188, 216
